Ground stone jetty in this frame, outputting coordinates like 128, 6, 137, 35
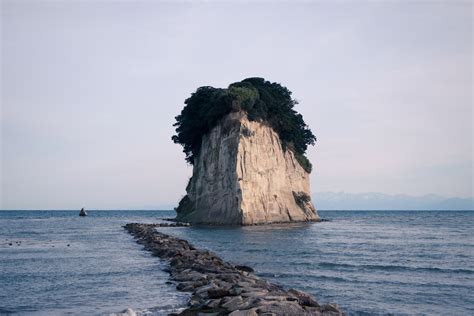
124, 223, 345, 315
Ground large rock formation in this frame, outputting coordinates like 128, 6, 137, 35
176, 112, 319, 225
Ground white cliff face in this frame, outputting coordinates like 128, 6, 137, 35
176, 112, 319, 225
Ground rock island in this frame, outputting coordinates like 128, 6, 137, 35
172, 78, 319, 225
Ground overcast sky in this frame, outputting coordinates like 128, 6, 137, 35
1, 0, 472, 209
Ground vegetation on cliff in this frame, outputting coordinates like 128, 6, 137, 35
171, 78, 316, 173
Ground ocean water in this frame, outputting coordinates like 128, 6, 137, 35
0, 210, 187, 315
0, 211, 473, 315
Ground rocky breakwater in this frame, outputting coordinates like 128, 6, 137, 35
124, 223, 345, 315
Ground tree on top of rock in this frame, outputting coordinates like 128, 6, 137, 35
171, 77, 316, 173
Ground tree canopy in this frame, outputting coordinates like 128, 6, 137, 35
171, 78, 316, 173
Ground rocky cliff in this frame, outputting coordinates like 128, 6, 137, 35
176, 112, 319, 225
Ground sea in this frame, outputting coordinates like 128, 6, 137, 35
0, 210, 472, 316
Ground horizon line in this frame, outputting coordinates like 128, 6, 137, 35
1, 209, 473, 212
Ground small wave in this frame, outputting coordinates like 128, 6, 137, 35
0, 307, 15, 314
311, 274, 350, 282
111, 304, 187, 316
259, 272, 350, 283
259, 272, 283, 278
110, 308, 137, 316
317, 262, 474, 274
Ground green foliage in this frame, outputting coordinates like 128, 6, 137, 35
293, 191, 311, 209
228, 85, 259, 111
171, 86, 232, 164
172, 78, 317, 171
295, 152, 313, 173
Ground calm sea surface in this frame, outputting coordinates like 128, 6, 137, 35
0, 210, 473, 315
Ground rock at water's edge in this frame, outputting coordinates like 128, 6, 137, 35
79, 208, 87, 217
176, 112, 319, 225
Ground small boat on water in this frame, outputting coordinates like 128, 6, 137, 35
79, 208, 88, 217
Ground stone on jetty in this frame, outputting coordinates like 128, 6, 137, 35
124, 223, 345, 315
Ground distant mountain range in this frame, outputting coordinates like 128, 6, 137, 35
313, 192, 474, 210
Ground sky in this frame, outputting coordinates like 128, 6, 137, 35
1, 0, 472, 210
